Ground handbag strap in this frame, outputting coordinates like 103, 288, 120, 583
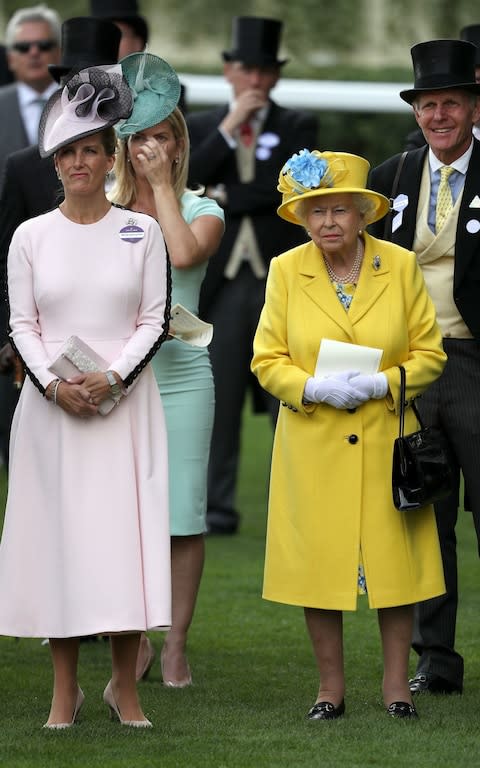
384, 151, 408, 239
398, 365, 406, 438
398, 364, 425, 437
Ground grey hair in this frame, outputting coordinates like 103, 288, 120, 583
6, 4, 61, 48
295, 192, 376, 225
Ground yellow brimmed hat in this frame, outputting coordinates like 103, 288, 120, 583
277, 149, 390, 226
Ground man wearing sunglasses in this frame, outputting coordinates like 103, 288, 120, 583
0, 4, 61, 180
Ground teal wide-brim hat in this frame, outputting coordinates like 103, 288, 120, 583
115, 52, 181, 137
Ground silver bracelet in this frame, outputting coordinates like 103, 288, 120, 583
51, 378, 61, 405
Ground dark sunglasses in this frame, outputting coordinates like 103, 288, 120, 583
11, 39, 57, 54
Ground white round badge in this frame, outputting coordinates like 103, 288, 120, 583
466, 219, 480, 234
256, 147, 271, 161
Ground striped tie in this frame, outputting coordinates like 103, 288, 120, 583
435, 166, 454, 233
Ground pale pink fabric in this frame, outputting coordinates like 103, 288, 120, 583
0, 206, 171, 637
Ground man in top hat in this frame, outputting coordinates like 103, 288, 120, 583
88, 0, 187, 113
0, 16, 121, 467
369, 39, 480, 696
186, 16, 318, 535
89, 0, 149, 59
405, 27, 480, 151
461, 23, 480, 66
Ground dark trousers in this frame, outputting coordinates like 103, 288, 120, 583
413, 339, 480, 687
205, 265, 277, 526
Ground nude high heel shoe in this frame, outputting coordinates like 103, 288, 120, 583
43, 687, 85, 729
103, 680, 152, 728
161, 645, 192, 688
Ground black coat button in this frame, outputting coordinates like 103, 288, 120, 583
347, 408, 356, 414
348, 434, 358, 444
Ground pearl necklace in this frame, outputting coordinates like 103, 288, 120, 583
323, 238, 363, 284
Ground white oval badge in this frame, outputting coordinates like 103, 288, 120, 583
258, 132, 280, 148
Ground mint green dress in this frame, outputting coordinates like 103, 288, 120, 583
151, 191, 224, 535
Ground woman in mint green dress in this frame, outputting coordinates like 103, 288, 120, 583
111, 53, 224, 687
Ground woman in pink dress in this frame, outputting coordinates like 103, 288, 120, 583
0, 65, 173, 728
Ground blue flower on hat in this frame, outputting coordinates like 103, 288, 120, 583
285, 149, 330, 190
277, 149, 348, 200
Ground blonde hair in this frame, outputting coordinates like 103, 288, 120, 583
109, 107, 192, 207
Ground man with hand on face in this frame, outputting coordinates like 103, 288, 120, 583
186, 16, 318, 535
369, 39, 480, 698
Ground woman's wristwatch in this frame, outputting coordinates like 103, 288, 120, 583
105, 370, 122, 400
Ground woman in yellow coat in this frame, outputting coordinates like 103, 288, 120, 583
251, 150, 446, 721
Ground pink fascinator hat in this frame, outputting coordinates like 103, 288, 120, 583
39, 64, 133, 158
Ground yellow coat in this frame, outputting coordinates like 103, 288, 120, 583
252, 233, 447, 610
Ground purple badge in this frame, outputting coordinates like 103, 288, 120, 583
119, 224, 145, 243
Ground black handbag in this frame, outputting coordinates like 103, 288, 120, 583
392, 365, 454, 511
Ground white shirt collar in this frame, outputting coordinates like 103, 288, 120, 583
428, 140, 473, 175
17, 80, 58, 108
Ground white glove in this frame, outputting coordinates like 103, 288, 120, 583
304, 370, 364, 409
349, 372, 388, 400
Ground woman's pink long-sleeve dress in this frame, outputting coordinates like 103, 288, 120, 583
0, 205, 172, 638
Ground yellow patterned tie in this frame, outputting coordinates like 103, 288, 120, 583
435, 166, 454, 233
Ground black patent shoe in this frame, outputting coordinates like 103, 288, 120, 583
409, 672, 462, 695
386, 701, 418, 719
307, 700, 345, 721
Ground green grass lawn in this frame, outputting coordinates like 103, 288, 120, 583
0, 408, 479, 767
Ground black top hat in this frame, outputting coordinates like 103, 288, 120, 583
0, 44, 13, 86
400, 39, 480, 104
222, 16, 287, 67
89, 0, 149, 46
48, 17, 121, 83
460, 25, 480, 66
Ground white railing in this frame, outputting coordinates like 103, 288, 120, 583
178, 74, 413, 113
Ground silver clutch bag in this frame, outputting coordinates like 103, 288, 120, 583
48, 335, 120, 415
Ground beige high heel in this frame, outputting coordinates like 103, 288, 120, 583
161, 645, 192, 688
136, 634, 156, 681
43, 687, 85, 729
103, 680, 152, 728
